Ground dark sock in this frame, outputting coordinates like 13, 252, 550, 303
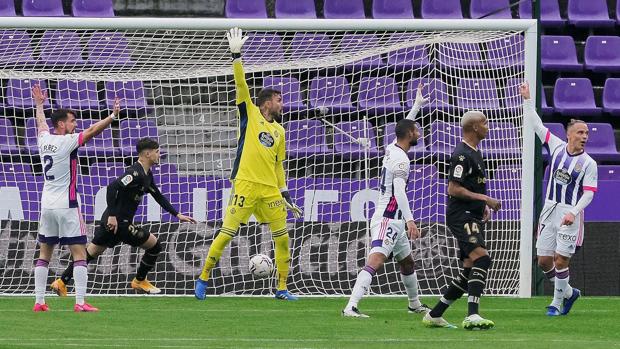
61, 250, 95, 285
467, 256, 492, 316
429, 268, 471, 318
136, 240, 162, 281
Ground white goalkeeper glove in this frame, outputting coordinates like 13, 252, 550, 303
413, 83, 428, 109
281, 190, 303, 219
226, 27, 248, 54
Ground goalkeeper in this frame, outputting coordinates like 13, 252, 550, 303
195, 28, 303, 301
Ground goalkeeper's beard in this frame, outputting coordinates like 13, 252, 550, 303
272, 111, 282, 123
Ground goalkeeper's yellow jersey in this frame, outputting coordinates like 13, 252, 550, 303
230, 59, 287, 189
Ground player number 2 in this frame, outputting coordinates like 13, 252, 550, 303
463, 222, 479, 235
231, 194, 245, 207
43, 155, 55, 180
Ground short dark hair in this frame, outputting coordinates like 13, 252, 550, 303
136, 138, 159, 154
256, 88, 281, 107
567, 119, 587, 130
50, 109, 76, 128
395, 119, 417, 140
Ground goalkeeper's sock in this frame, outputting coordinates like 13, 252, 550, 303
136, 240, 162, 281
552, 268, 572, 308
199, 228, 235, 281
61, 250, 95, 285
401, 270, 422, 309
543, 266, 556, 283
272, 229, 290, 291
429, 267, 470, 318
34, 259, 49, 305
346, 266, 375, 310
73, 260, 87, 306
467, 256, 491, 316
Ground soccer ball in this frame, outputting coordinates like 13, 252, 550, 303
249, 254, 273, 279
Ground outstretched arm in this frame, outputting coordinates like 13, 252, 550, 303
32, 84, 49, 135
405, 83, 428, 121
228, 27, 251, 105
520, 82, 550, 144
81, 98, 119, 145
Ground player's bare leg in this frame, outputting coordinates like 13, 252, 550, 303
397, 255, 430, 314
343, 253, 386, 318
34, 243, 54, 312
131, 233, 163, 294
52, 243, 106, 296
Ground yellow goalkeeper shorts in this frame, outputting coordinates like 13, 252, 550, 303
224, 179, 287, 224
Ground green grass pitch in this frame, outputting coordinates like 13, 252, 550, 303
0, 296, 619, 349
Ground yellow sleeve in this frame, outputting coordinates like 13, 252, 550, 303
276, 130, 287, 190
233, 59, 252, 106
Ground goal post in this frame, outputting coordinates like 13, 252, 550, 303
0, 17, 537, 297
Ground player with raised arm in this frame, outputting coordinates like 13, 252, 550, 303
32, 84, 118, 312
51, 138, 196, 296
194, 27, 303, 301
423, 111, 501, 330
520, 82, 596, 316
342, 86, 430, 318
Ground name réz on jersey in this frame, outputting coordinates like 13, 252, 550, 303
40, 144, 59, 153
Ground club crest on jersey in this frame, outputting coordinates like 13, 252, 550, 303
258, 132, 275, 147
458, 155, 465, 162
121, 174, 133, 186
553, 168, 572, 185
574, 164, 582, 173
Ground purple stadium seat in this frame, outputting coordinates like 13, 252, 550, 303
541, 36, 582, 72
0, 118, 20, 155
568, 0, 615, 27
541, 88, 554, 115
152, 163, 179, 183
119, 119, 159, 157
0, 30, 36, 65
39, 30, 85, 66
519, 0, 566, 26
285, 120, 330, 158
290, 32, 332, 59
323, 0, 365, 19
545, 122, 567, 140
308, 76, 356, 113
0, 162, 33, 175
438, 43, 485, 69
428, 121, 461, 156
383, 123, 428, 159
242, 33, 284, 64
72, 0, 115, 17
372, 0, 414, 19
386, 33, 430, 70
486, 35, 524, 68
87, 32, 133, 67
409, 164, 438, 181
339, 34, 385, 70
481, 122, 520, 158
586, 123, 620, 161
5, 79, 51, 109
22, 0, 64, 16
421, 0, 463, 19
470, 0, 512, 19
584, 36, 620, 73
275, 0, 316, 18
0, 0, 16, 16
553, 78, 601, 116
75, 119, 117, 158
225, 0, 267, 18
105, 81, 148, 113
358, 77, 405, 114
89, 162, 125, 179
333, 121, 380, 158
406, 78, 451, 112
494, 165, 521, 182
603, 78, 620, 116
262, 76, 306, 112
56, 80, 101, 110
457, 79, 500, 110
23, 118, 53, 155
503, 78, 523, 110
598, 165, 620, 180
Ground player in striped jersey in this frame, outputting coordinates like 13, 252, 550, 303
342, 86, 429, 318
32, 84, 119, 312
520, 82, 597, 316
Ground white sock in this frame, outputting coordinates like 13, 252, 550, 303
34, 259, 49, 305
552, 268, 572, 308
401, 272, 422, 309
73, 260, 88, 305
346, 267, 375, 310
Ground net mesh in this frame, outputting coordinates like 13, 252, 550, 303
0, 27, 526, 296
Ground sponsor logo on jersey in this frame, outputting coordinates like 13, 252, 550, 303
453, 165, 464, 178
469, 236, 478, 243
553, 168, 572, 185
258, 132, 275, 147
121, 174, 133, 186
477, 177, 486, 184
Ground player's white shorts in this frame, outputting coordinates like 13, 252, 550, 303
38, 207, 87, 245
536, 201, 584, 258
369, 217, 411, 261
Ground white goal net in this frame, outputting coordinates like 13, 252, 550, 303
0, 18, 536, 297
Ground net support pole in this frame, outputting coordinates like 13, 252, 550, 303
519, 21, 538, 298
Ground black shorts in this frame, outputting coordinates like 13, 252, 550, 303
91, 219, 150, 248
446, 210, 487, 261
